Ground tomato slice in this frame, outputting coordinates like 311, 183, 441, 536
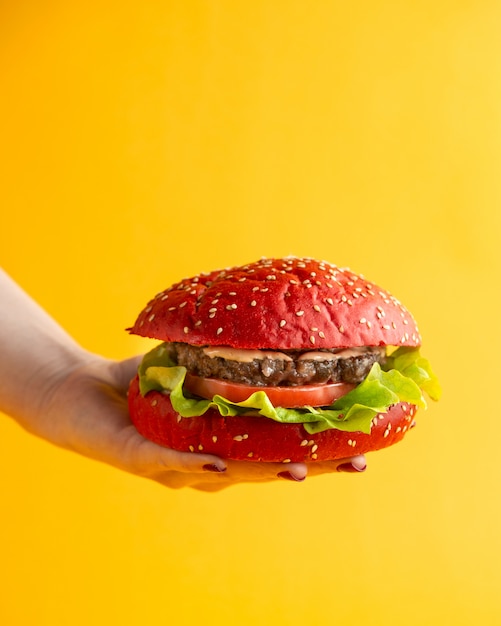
183, 374, 356, 408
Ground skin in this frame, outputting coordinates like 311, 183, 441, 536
0, 269, 367, 491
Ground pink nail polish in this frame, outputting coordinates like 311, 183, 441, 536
203, 464, 226, 473
337, 462, 366, 473
277, 471, 305, 482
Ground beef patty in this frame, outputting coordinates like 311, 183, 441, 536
164, 342, 386, 387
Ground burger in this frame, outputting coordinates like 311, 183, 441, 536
127, 256, 440, 462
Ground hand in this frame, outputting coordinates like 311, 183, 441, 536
37, 353, 367, 492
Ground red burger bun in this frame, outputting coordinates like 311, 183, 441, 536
128, 375, 418, 462
129, 257, 420, 350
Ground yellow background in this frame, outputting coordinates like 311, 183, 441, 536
1, 2, 500, 625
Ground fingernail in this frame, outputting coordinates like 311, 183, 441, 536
337, 462, 367, 473
203, 464, 226, 473
277, 471, 305, 482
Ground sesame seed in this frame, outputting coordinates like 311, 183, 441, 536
319, 331, 325, 338
296, 310, 305, 316
282, 458, 292, 463
211, 299, 219, 304
280, 319, 287, 327
326, 298, 334, 305
339, 325, 345, 333
311, 444, 318, 453
312, 453, 318, 460
250, 300, 257, 306
151, 399, 158, 407
209, 307, 217, 313
189, 445, 195, 452
359, 317, 367, 324
183, 326, 189, 334
217, 327, 223, 335
310, 336, 315, 344
198, 444, 204, 451
300, 439, 309, 446
179, 301, 187, 308
313, 305, 321, 312
148, 314, 155, 322
168, 306, 176, 311
212, 435, 218, 443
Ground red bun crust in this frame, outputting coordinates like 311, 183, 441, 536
128, 375, 418, 462
128, 257, 420, 350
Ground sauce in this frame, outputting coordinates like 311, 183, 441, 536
203, 345, 385, 362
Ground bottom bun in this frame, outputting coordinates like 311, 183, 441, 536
127, 375, 418, 462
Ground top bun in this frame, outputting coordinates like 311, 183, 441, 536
128, 257, 420, 350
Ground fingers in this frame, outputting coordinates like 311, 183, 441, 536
133, 436, 227, 476
124, 425, 367, 490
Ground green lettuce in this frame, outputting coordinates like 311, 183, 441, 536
138, 343, 441, 435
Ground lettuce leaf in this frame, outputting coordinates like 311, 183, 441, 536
382, 346, 442, 402
138, 343, 441, 435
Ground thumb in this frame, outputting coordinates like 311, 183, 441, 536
111, 355, 143, 393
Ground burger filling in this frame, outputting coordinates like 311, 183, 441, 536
137, 342, 440, 435
163, 342, 386, 387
